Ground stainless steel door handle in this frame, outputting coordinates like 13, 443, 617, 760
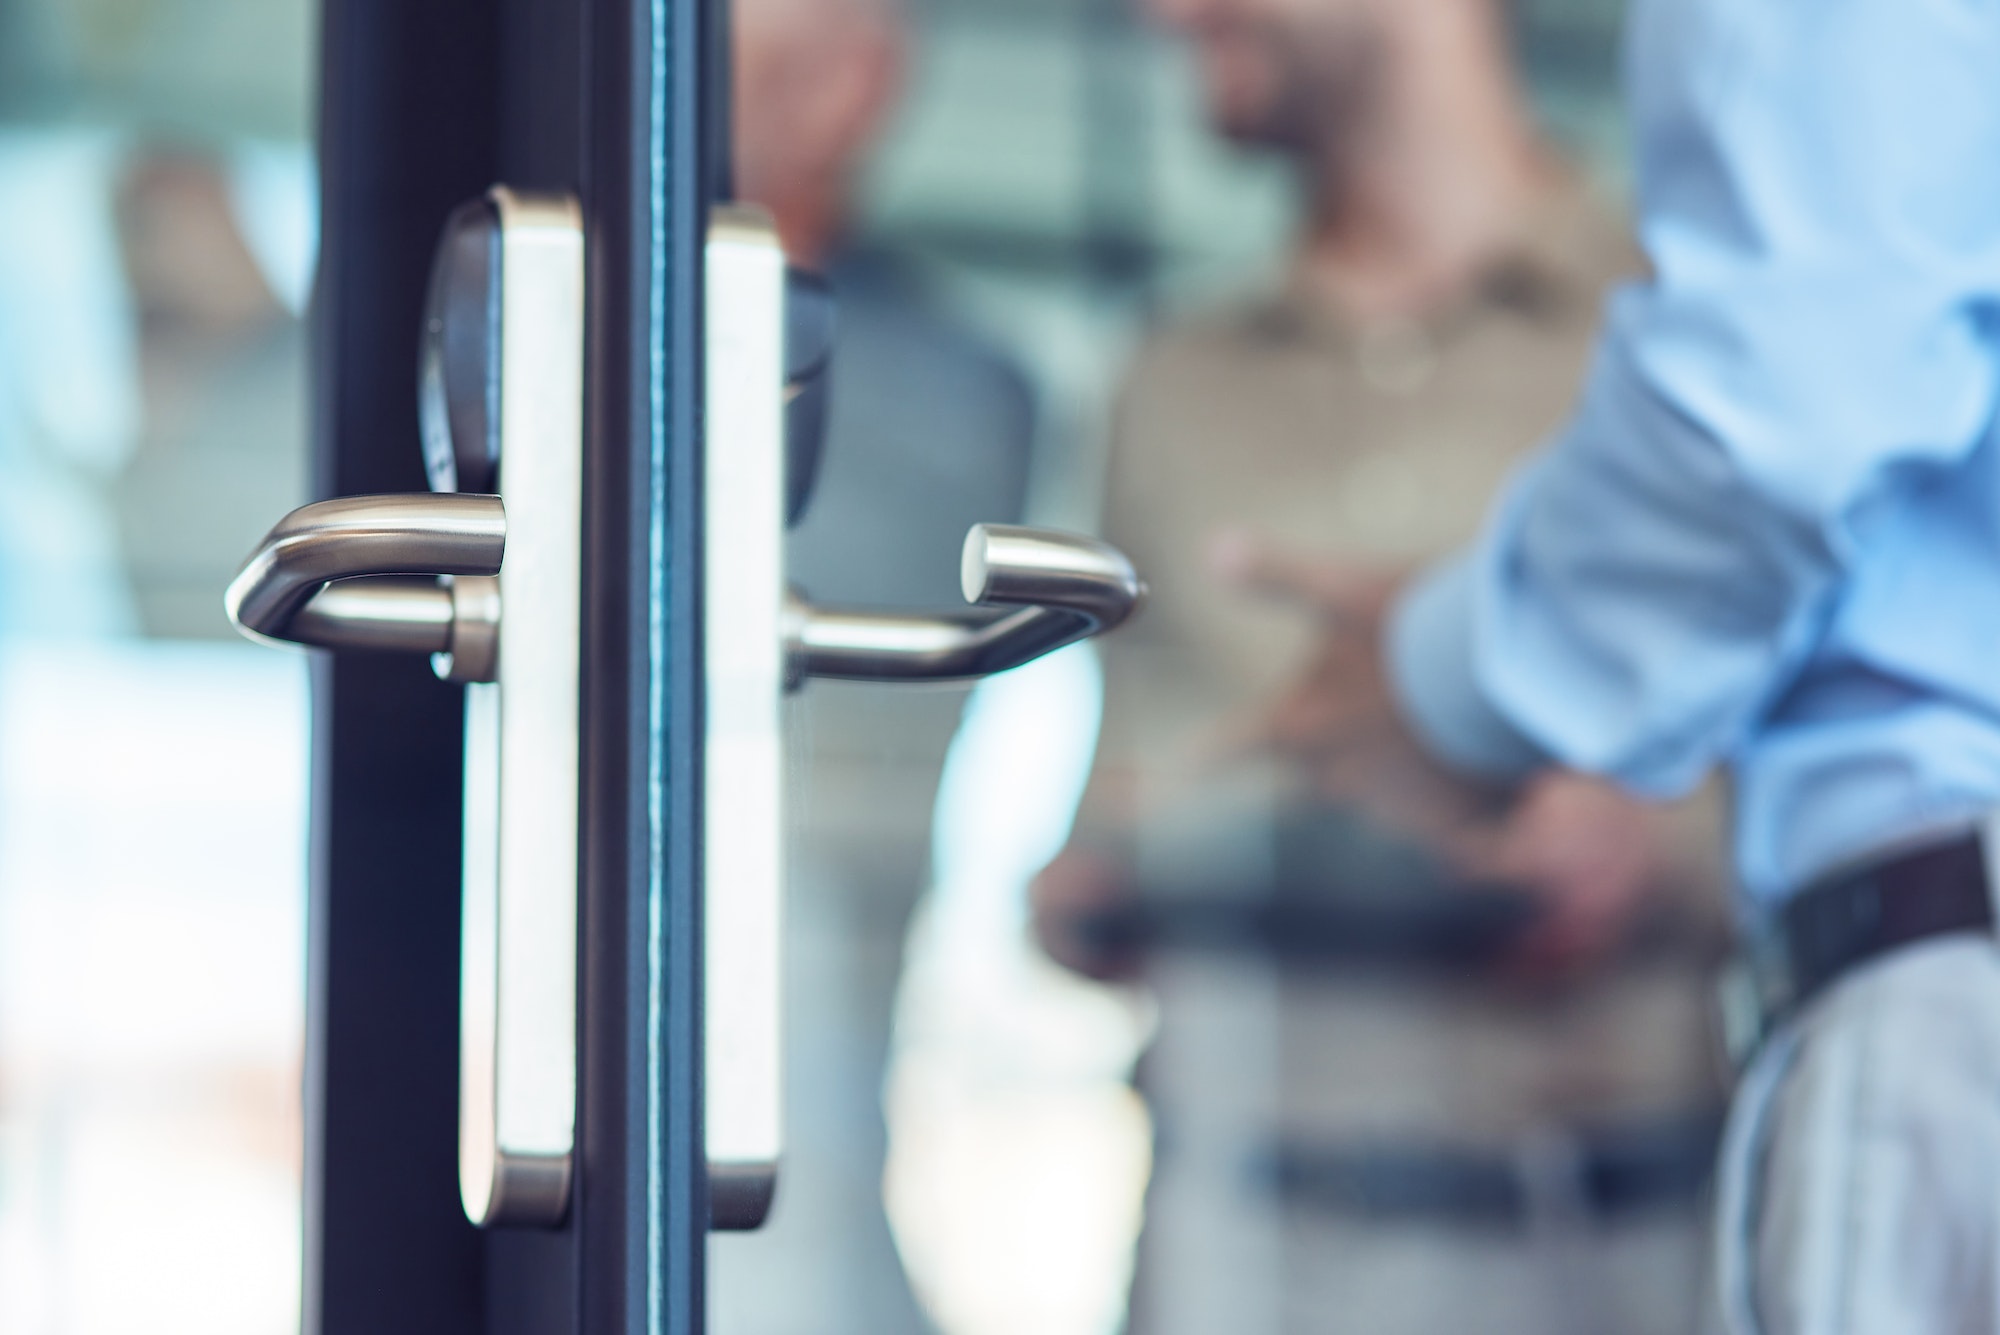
224, 187, 584, 1231
702, 206, 1148, 1233
223, 492, 506, 678
785, 522, 1144, 687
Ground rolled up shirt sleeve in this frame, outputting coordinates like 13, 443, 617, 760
1390, 0, 2000, 799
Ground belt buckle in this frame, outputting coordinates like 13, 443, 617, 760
1981, 812, 2000, 927
1715, 932, 1794, 1068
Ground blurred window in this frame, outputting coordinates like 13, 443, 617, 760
0, 1, 315, 1331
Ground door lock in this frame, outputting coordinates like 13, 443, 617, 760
226, 186, 584, 1230
226, 193, 1147, 1239
702, 207, 1145, 1231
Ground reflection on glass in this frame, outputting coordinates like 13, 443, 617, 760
0, 1, 314, 1330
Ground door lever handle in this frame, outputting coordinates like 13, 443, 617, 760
223, 188, 584, 1233
702, 205, 1152, 1232
223, 492, 507, 680
785, 522, 1145, 688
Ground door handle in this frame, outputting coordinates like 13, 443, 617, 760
224, 187, 584, 1230
223, 493, 506, 679
784, 522, 1144, 687
702, 207, 1146, 1231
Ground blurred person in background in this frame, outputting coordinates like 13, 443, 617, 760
713, 0, 1035, 1330
0, 0, 311, 640
1234, 0, 2000, 1331
111, 148, 307, 637
1034, 0, 1734, 1331
0, 0, 315, 1320
737, 0, 1031, 616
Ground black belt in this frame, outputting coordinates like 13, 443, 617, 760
1762, 830, 1993, 1027
1255, 1114, 1722, 1227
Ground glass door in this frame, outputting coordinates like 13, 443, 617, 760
709, 4, 1730, 1335
1, 3, 1731, 1335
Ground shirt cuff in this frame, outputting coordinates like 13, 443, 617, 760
1385, 553, 1547, 782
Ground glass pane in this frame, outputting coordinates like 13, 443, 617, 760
0, 2, 315, 1331
718, 2, 1729, 1333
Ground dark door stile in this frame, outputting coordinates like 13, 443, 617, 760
308, 1, 712, 1332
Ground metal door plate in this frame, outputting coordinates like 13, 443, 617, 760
455, 188, 585, 1228
704, 206, 786, 1230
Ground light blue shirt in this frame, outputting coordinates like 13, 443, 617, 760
1389, 0, 2000, 907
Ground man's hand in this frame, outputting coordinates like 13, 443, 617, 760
1214, 535, 1500, 846
1446, 771, 1673, 980
1219, 536, 1683, 980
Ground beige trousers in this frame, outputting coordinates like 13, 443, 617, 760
1717, 935, 2000, 1335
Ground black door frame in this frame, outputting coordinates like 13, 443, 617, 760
307, 0, 712, 1330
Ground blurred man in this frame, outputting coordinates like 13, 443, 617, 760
1034, 0, 1733, 1331
735, 0, 1032, 612
1241, 1, 2000, 1331
712, 1, 1036, 1332
111, 149, 307, 638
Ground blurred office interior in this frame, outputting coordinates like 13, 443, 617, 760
0, 1, 1671, 1333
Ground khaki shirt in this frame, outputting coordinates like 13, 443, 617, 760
1095, 184, 1729, 1144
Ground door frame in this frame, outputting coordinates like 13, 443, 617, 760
307, 0, 714, 1330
